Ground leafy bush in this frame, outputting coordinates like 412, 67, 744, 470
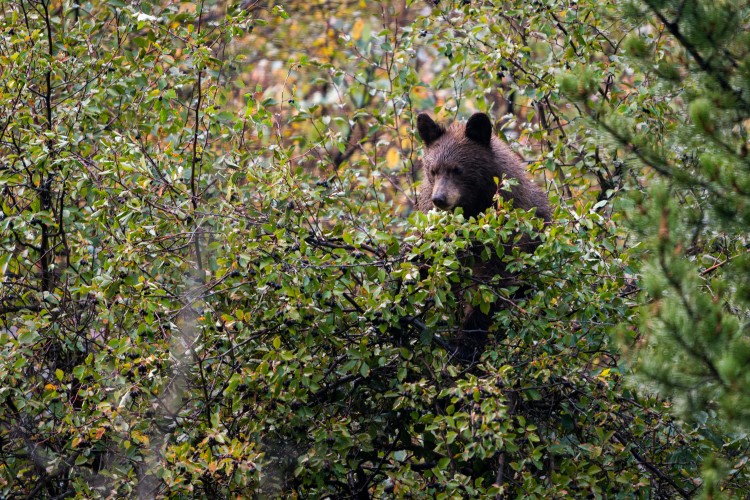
1, 0, 748, 497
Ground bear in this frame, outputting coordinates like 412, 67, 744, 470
416, 112, 551, 360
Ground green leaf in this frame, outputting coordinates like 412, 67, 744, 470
18, 330, 38, 345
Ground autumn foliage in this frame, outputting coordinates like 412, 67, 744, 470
1, 0, 749, 497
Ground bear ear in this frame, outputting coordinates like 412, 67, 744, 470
465, 112, 493, 147
417, 113, 445, 146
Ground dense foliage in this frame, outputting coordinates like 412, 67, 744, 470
592, 0, 750, 492
0, 0, 747, 497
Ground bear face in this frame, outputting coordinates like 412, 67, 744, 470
416, 112, 551, 222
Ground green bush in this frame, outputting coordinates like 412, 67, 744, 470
1, 0, 748, 497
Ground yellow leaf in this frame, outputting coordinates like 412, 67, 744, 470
132, 430, 150, 446
352, 19, 365, 41
386, 148, 399, 168
412, 86, 428, 99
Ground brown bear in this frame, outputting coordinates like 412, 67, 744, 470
416, 112, 551, 360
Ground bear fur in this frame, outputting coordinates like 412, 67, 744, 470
416, 112, 551, 359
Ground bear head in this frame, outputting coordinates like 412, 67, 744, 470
417, 112, 500, 218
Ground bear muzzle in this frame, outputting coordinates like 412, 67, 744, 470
431, 192, 450, 210
431, 178, 461, 211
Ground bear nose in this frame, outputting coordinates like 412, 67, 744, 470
432, 194, 449, 209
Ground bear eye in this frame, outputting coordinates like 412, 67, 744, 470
452, 166, 463, 175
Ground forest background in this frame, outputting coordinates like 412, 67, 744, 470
1, 0, 749, 497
